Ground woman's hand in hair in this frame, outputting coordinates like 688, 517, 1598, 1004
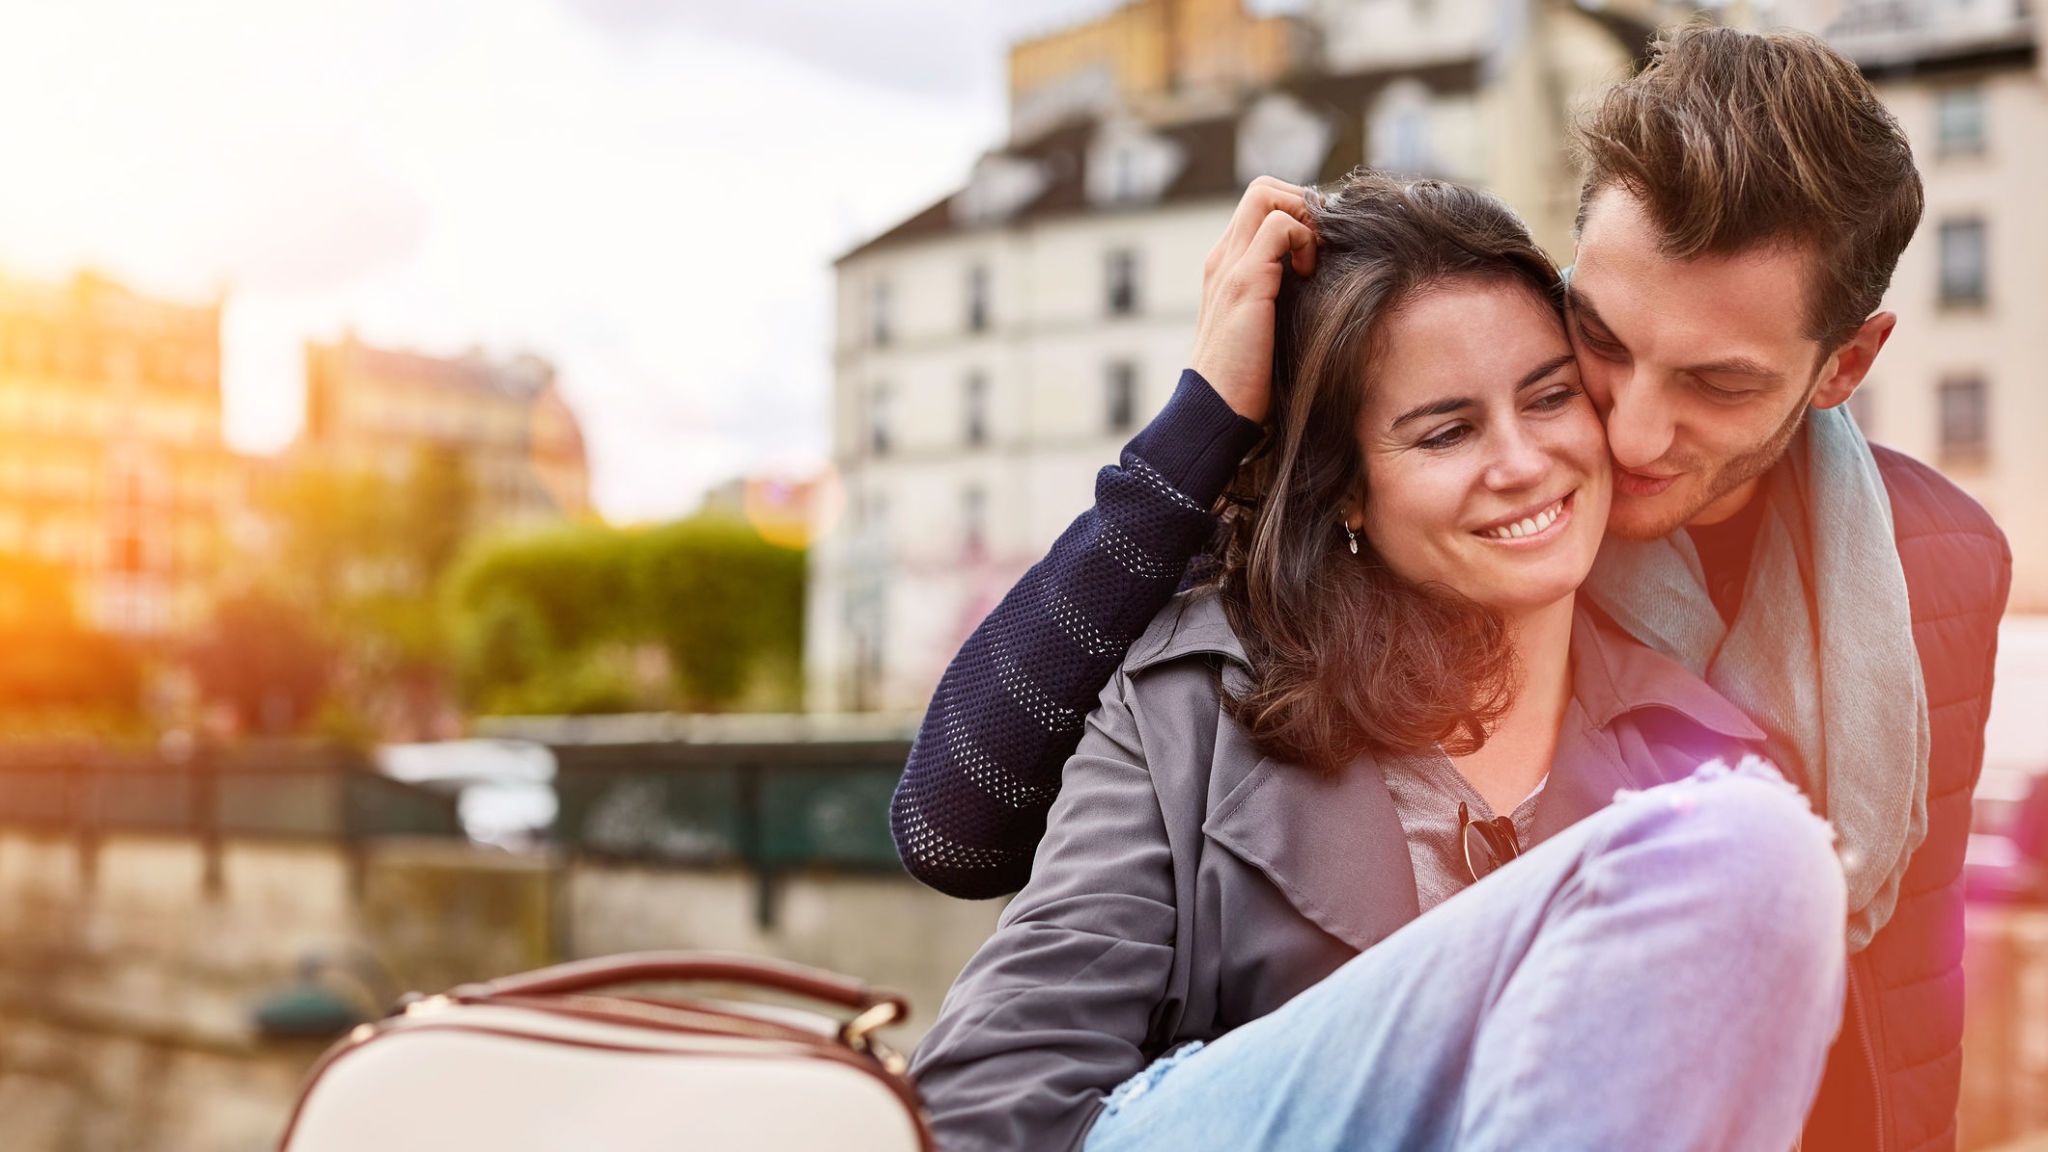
1188, 176, 1319, 425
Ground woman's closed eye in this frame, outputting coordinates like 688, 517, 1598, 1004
1528, 384, 1584, 412
1417, 422, 1472, 451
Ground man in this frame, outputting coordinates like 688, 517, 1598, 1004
891, 24, 2010, 1151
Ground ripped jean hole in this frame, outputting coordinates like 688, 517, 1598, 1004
1101, 1040, 1206, 1116
1610, 754, 1838, 843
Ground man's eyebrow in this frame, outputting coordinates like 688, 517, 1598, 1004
1389, 354, 1576, 431
1566, 285, 1781, 383
1564, 284, 1603, 326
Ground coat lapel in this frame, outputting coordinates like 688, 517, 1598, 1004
1525, 706, 1638, 844
1202, 748, 1421, 953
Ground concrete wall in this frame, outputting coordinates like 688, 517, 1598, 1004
566, 864, 1003, 1044
0, 828, 1001, 1151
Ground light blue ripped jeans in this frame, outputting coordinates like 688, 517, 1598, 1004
1083, 758, 1849, 1152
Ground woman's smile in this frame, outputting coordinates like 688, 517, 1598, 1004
1473, 490, 1575, 545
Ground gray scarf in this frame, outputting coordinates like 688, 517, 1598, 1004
1583, 404, 1929, 953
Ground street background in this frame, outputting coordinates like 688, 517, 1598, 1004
0, 1, 2040, 1148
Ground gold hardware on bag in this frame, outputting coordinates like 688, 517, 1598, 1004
841, 1000, 901, 1046
405, 995, 453, 1017
840, 1000, 908, 1073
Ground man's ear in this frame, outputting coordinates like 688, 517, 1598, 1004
1812, 311, 1896, 411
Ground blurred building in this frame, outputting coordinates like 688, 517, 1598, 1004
0, 271, 234, 638
1007, 0, 1316, 140
1798, 0, 2048, 608
808, 0, 1649, 712
300, 334, 592, 530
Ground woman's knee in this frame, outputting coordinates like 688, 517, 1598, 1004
1603, 756, 1846, 944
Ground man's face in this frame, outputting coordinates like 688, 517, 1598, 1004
1568, 187, 1831, 540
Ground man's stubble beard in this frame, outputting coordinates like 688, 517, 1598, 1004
1604, 386, 1816, 542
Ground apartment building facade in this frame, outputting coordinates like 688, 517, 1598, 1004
300, 335, 592, 532
808, 0, 1643, 713
1816, 0, 2048, 607
0, 272, 235, 638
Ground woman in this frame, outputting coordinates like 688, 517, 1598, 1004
908, 171, 1848, 1151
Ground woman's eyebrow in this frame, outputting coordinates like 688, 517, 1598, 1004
1390, 354, 1575, 431
1518, 353, 1576, 388
1390, 396, 1472, 430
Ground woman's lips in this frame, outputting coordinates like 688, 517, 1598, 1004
1615, 468, 1678, 498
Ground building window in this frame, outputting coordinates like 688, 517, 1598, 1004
850, 620, 884, 712
1106, 248, 1139, 316
869, 382, 890, 457
866, 489, 888, 536
966, 264, 990, 333
871, 278, 892, 347
1370, 80, 1435, 176
962, 486, 986, 561
1935, 87, 1985, 157
1938, 218, 1987, 307
1106, 361, 1138, 434
964, 372, 988, 447
1937, 376, 1988, 469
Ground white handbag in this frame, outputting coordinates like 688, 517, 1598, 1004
278, 951, 930, 1152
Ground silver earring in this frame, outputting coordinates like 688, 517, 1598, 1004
1341, 515, 1359, 555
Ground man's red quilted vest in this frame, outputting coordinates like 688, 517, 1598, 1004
1801, 446, 2012, 1152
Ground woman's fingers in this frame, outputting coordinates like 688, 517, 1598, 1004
1205, 178, 1316, 281
1187, 178, 1321, 426
1237, 208, 1319, 288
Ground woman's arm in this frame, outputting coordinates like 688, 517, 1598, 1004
889, 177, 1316, 900
889, 369, 1257, 898
908, 667, 1179, 1152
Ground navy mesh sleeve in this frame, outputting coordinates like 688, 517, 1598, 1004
891, 370, 1263, 898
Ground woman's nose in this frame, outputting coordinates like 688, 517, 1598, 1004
1484, 424, 1550, 490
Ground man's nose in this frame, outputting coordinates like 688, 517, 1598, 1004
1602, 374, 1676, 470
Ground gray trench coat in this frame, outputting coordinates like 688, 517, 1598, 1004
909, 588, 1765, 1152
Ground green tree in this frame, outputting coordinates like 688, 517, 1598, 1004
255, 448, 482, 735
636, 518, 804, 711
186, 588, 333, 734
442, 513, 804, 716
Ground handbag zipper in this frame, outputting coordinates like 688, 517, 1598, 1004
1847, 961, 1884, 1152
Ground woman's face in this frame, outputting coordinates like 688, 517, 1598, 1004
1353, 278, 1612, 618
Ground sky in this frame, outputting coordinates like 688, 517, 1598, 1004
0, 0, 1138, 522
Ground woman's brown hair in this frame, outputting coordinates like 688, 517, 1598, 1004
1212, 170, 1565, 774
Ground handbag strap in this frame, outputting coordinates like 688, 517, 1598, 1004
448, 951, 909, 1021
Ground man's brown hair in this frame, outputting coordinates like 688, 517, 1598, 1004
1571, 23, 1923, 348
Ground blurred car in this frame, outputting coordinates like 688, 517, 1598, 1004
1966, 765, 2048, 903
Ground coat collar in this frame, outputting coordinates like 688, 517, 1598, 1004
1122, 588, 1249, 673
1134, 588, 1764, 953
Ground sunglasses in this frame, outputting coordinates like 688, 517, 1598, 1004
1459, 801, 1522, 884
